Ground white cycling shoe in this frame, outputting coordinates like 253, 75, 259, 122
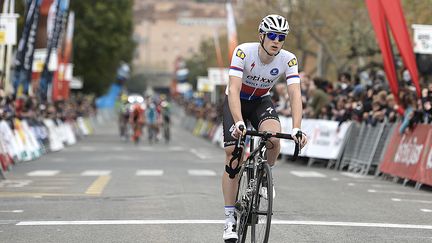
260, 185, 276, 200
223, 221, 238, 241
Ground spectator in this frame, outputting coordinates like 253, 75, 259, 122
306, 80, 330, 118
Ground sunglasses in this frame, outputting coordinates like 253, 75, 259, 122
266, 32, 286, 42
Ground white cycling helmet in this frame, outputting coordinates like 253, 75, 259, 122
258, 14, 289, 35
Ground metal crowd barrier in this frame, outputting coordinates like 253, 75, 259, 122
338, 122, 396, 175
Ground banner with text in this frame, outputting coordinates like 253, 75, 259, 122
379, 124, 432, 186
279, 117, 351, 160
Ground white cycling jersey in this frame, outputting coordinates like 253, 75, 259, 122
227, 42, 300, 100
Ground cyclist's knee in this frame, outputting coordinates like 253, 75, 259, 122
267, 137, 280, 150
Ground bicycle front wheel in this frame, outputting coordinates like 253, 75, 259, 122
235, 164, 251, 243
251, 162, 273, 243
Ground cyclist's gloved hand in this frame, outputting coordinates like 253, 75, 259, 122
292, 128, 307, 149
231, 121, 246, 139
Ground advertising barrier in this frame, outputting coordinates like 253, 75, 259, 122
0, 116, 95, 179
279, 117, 351, 160
380, 124, 432, 186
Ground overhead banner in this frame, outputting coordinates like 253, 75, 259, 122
379, 124, 432, 186
279, 117, 351, 160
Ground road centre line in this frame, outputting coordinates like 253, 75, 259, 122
15, 220, 432, 230
421, 209, 432, 213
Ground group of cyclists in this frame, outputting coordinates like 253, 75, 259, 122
117, 93, 171, 144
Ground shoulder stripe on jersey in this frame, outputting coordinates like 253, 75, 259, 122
230, 66, 243, 72
286, 74, 300, 80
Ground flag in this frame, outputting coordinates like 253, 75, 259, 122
380, 0, 421, 97
39, 0, 69, 101
213, 29, 224, 68
366, 0, 421, 103
12, 0, 42, 96
226, 2, 238, 60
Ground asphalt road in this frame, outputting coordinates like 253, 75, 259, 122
0, 115, 432, 243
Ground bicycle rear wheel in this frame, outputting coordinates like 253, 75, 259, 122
251, 162, 273, 243
235, 164, 252, 243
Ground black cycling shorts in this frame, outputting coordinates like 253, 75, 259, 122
222, 95, 280, 147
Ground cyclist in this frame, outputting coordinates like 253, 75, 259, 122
145, 97, 158, 144
222, 14, 307, 241
159, 95, 171, 143
118, 94, 131, 141
129, 101, 145, 144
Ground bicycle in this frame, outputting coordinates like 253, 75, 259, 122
233, 126, 301, 243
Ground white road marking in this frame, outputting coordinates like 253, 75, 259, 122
15, 220, 432, 230
188, 170, 216, 176
81, 170, 111, 176
113, 147, 125, 151
348, 183, 355, 186
27, 170, 60, 176
340, 172, 369, 179
331, 178, 339, 181
0, 210, 23, 213
369, 189, 429, 196
371, 184, 394, 188
52, 158, 66, 162
421, 209, 432, 213
290, 171, 327, 178
0, 180, 32, 188
189, 149, 208, 160
136, 170, 164, 176
391, 198, 432, 204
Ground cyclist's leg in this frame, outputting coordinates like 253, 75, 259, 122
223, 145, 240, 204
222, 97, 246, 241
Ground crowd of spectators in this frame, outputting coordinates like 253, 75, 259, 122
178, 68, 432, 134
273, 69, 432, 133
0, 89, 97, 129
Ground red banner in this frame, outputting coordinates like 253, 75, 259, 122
380, 124, 432, 186
414, 129, 432, 186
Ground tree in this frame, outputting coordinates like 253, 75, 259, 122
70, 0, 135, 95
